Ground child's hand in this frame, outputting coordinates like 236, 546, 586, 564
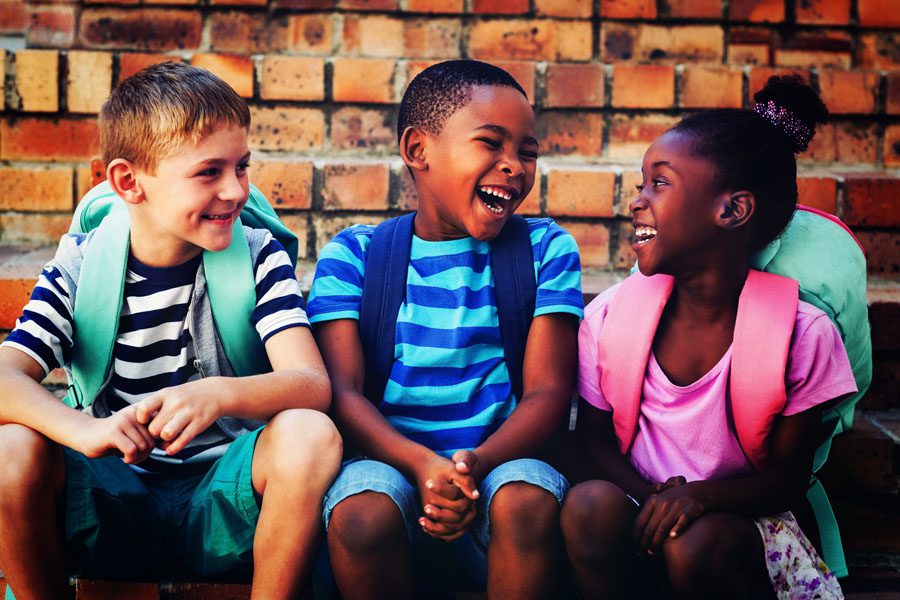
415, 455, 480, 541
649, 475, 687, 495
450, 449, 479, 479
77, 405, 155, 465
633, 484, 705, 555
135, 380, 222, 456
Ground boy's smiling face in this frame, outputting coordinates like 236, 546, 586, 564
126, 124, 251, 267
409, 85, 538, 241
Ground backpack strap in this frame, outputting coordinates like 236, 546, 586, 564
598, 273, 674, 454
359, 213, 416, 404
68, 207, 130, 409
731, 269, 797, 471
359, 213, 536, 405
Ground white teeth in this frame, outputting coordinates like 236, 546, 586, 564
479, 186, 512, 201
634, 226, 657, 244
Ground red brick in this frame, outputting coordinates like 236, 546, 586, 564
728, 0, 784, 23
661, 0, 722, 19
601, 23, 724, 64
405, 0, 463, 13
118, 53, 183, 82
600, 0, 656, 19
341, 15, 405, 57
680, 65, 742, 109
251, 160, 313, 210
535, 0, 592, 18
321, 162, 390, 211
468, 20, 592, 62
314, 214, 386, 256
403, 18, 462, 59
546, 167, 616, 218
0, 0, 27, 34
14, 50, 58, 112
728, 43, 770, 65
0, 49, 5, 112
0, 213, 72, 246
544, 64, 605, 108
277, 215, 310, 260
144, 0, 197, 4
260, 56, 325, 102
613, 221, 638, 270
330, 107, 395, 152
612, 65, 675, 109
248, 107, 325, 152
563, 221, 610, 269
833, 122, 879, 165
854, 231, 899, 276
396, 166, 418, 211
795, 0, 850, 25
796, 176, 837, 214
491, 61, 536, 101
274, 0, 333, 8
843, 176, 900, 228
339, 0, 398, 9
332, 58, 397, 104
289, 14, 334, 55
0, 278, 38, 330
66, 51, 112, 114
472, 0, 528, 14
0, 167, 73, 212
536, 112, 603, 157
887, 72, 900, 115
606, 114, 679, 160
618, 169, 642, 216
747, 67, 809, 100
209, 12, 290, 54
190, 53, 253, 99
518, 174, 541, 216
1, 118, 99, 161
80, 9, 201, 51
818, 70, 879, 115
856, 33, 900, 69
885, 125, 900, 168
774, 48, 851, 69
26, 4, 75, 47
858, 0, 900, 28
803, 122, 836, 163
77, 164, 101, 201
404, 60, 441, 89
210, 0, 267, 5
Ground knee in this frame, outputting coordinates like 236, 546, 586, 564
662, 519, 719, 592
561, 481, 633, 555
260, 409, 342, 482
328, 492, 406, 555
490, 482, 560, 549
0, 424, 62, 507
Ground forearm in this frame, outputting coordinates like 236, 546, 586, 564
582, 436, 655, 502
209, 366, 332, 421
686, 468, 807, 517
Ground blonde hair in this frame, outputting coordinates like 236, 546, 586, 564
99, 62, 250, 173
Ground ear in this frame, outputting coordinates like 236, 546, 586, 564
715, 190, 755, 231
399, 126, 428, 174
106, 158, 146, 205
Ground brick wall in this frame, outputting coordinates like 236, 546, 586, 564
0, 0, 898, 274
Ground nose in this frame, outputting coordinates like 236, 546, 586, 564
629, 189, 648, 215
220, 170, 248, 203
498, 153, 524, 179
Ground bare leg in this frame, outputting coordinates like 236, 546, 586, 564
250, 409, 342, 600
662, 512, 776, 600
487, 482, 565, 600
0, 424, 68, 600
327, 492, 414, 600
560, 480, 637, 600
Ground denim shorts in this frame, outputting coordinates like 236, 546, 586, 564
321, 457, 569, 588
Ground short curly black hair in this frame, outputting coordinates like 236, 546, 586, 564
397, 59, 527, 144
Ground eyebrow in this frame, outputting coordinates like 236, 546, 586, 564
651, 160, 672, 169
194, 151, 252, 167
475, 124, 539, 147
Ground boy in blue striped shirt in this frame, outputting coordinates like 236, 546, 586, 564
0, 63, 340, 599
307, 60, 583, 599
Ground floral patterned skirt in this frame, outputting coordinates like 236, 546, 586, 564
754, 512, 844, 599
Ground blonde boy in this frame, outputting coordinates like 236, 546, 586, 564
0, 63, 340, 599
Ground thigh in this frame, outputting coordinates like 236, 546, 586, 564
178, 428, 263, 578
63, 449, 164, 578
323, 458, 420, 542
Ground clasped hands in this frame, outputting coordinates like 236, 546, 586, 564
415, 449, 482, 542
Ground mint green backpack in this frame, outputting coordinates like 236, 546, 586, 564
751, 205, 872, 578
64, 180, 299, 411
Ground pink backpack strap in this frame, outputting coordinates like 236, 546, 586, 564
731, 269, 799, 471
598, 273, 674, 454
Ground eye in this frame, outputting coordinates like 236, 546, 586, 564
519, 149, 539, 161
237, 161, 250, 174
477, 137, 501, 149
196, 167, 219, 177
652, 178, 668, 188
635, 184, 645, 192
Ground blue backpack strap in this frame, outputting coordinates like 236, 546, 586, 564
68, 207, 130, 409
491, 215, 536, 403
359, 213, 415, 404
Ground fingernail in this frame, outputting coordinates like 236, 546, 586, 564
425, 506, 432, 515
472, 490, 480, 498
456, 461, 466, 469
426, 480, 434, 489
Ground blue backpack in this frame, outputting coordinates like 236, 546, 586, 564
359, 212, 536, 405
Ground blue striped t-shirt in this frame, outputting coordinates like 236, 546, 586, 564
306, 217, 583, 457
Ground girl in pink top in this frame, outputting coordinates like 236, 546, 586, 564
561, 75, 856, 599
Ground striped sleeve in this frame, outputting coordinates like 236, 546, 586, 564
251, 232, 309, 342
529, 219, 584, 319
1, 262, 75, 375
306, 225, 373, 324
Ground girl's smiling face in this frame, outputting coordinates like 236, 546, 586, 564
630, 131, 731, 277
409, 85, 538, 242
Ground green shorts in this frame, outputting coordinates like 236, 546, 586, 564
63, 427, 263, 580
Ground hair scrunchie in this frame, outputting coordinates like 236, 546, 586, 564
753, 99, 814, 153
